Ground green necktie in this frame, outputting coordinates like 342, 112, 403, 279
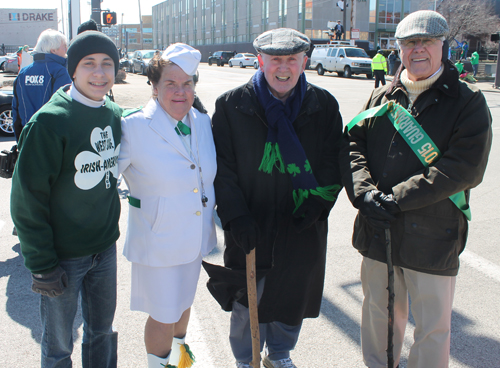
175, 121, 191, 136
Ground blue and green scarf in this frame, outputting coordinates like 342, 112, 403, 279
252, 69, 340, 212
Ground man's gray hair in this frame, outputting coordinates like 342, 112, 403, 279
33, 29, 67, 54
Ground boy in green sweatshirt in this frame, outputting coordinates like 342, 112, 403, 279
11, 31, 122, 368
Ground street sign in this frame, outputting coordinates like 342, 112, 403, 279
351, 28, 360, 39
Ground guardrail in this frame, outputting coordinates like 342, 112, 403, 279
487, 53, 498, 61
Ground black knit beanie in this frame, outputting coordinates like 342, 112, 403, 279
67, 31, 119, 78
77, 19, 98, 34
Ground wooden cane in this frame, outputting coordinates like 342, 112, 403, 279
246, 248, 261, 368
385, 228, 395, 368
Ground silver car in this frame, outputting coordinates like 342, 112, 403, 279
130, 49, 156, 75
0, 53, 14, 71
0, 90, 14, 136
1, 53, 18, 74
228, 53, 257, 68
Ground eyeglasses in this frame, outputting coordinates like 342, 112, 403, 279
399, 38, 440, 49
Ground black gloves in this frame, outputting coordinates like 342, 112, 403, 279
293, 197, 326, 233
229, 215, 261, 254
31, 266, 68, 297
358, 190, 400, 229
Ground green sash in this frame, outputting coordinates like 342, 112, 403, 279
347, 101, 471, 220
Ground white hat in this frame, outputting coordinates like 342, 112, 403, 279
161, 43, 201, 76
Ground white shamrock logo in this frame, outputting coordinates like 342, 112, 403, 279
74, 126, 120, 190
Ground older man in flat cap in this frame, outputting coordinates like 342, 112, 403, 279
340, 10, 492, 368
208, 28, 343, 368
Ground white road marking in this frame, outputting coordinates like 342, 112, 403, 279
190, 306, 216, 368
460, 249, 500, 283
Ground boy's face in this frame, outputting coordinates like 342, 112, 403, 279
72, 53, 115, 101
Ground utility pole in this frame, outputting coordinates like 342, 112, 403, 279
60, 0, 65, 35
91, 0, 101, 30
68, 0, 81, 40
138, 0, 144, 50
342, 0, 347, 40
374, 0, 379, 49
121, 13, 124, 51
351, 0, 356, 33
493, 32, 500, 89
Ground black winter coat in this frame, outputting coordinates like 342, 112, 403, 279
340, 61, 492, 276
208, 78, 343, 325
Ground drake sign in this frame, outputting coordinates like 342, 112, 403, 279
9, 12, 55, 22
1, 9, 58, 47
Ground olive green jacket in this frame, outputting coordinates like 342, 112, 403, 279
340, 61, 492, 276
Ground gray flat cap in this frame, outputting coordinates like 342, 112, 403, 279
395, 10, 449, 40
253, 28, 310, 56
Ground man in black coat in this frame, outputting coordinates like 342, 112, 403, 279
340, 11, 492, 368
208, 28, 343, 368
334, 20, 344, 40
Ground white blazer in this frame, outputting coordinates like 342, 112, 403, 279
118, 99, 217, 267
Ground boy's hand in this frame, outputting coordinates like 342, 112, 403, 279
31, 266, 68, 297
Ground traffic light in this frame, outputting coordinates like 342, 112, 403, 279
103, 12, 117, 25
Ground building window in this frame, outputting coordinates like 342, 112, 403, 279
371, 0, 411, 26
262, 0, 269, 30
279, 0, 288, 27
305, 0, 312, 29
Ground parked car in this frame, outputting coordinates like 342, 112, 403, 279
228, 53, 257, 68
254, 59, 259, 69
119, 52, 135, 72
0, 53, 16, 72
0, 90, 14, 136
208, 51, 235, 67
130, 49, 156, 75
310, 41, 373, 79
3, 54, 19, 74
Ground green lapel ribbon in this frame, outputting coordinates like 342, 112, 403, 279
347, 101, 471, 221
127, 195, 141, 208
175, 121, 191, 136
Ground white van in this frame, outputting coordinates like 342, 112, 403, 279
310, 41, 373, 79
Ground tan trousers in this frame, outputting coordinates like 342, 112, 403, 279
361, 257, 456, 368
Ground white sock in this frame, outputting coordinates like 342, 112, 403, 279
147, 351, 170, 368
169, 335, 186, 365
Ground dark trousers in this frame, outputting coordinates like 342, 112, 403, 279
335, 33, 342, 40
374, 70, 386, 88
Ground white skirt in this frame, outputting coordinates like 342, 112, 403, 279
130, 253, 203, 324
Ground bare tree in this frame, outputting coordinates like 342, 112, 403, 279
483, 40, 498, 56
421, 0, 500, 44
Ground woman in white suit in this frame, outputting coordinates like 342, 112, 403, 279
118, 43, 217, 368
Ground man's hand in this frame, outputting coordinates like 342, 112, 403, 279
293, 197, 326, 233
31, 266, 68, 297
358, 190, 400, 229
229, 215, 261, 254
381, 194, 401, 215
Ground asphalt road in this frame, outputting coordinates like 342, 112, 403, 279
0, 65, 499, 368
